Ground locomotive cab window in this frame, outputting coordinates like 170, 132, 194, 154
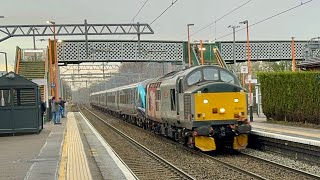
187, 70, 202, 86
203, 68, 219, 81
220, 70, 235, 84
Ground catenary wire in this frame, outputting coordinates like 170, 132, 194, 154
117, 0, 150, 40
132, 0, 179, 40
190, 0, 253, 37
215, 0, 313, 40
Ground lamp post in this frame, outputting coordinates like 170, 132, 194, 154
291, 37, 296, 72
46, 20, 59, 98
32, 27, 39, 61
187, 24, 194, 67
239, 20, 253, 122
228, 25, 240, 71
0, 16, 6, 106
0, 52, 8, 72
0, 16, 6, 72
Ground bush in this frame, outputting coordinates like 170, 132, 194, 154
257, 71, 320, 125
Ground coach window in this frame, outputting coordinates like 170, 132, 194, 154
220, 70, 235, 84
204, 68, 219, 81
187, 70, 202, 86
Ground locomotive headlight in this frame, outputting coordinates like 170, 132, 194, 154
234, 98, 239, 103
203, 99, 209, 104
219, 108, 226, 113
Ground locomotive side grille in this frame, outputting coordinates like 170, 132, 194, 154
184, 94, 191, 120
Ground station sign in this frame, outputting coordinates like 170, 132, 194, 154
240, 66, 248, 73
245, 79, 258, 84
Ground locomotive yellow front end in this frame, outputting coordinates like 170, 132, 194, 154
192, 90, 251, 151
183, 66, 251, 151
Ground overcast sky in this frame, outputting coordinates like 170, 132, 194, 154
0, 0, 319, 68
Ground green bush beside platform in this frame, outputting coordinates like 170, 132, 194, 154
257, 71, 320, 125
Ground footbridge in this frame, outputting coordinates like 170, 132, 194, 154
55, 40, 307, 66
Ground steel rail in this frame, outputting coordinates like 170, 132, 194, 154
240, 151, 320, 179
79, 104, 195, 180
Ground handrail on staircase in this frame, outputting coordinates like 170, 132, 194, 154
213, 47, 228, 69
191, 46, 200, 66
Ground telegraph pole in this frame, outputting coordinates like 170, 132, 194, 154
228, 25, 240, 71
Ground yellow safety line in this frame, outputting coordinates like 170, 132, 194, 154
59, 113, 92, 180
58, 126, 68, 180
253, 124, 320, 138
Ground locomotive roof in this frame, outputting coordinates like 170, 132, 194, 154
90, 65, 228, 96
90, 78, 153, 95
156, 65, 226, 81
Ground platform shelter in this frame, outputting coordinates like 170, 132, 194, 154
0, 72, 42, 134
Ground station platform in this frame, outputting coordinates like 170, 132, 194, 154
250, 114, 320, 147
0, 111, 137, 180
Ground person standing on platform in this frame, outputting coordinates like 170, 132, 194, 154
59, 97, 66, 118
40, 100, 46, 128
51, 97, 61, 124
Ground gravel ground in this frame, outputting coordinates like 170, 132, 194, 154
83, 106, 319, 180
81, 106, 255, 180
240, 148, 320, 177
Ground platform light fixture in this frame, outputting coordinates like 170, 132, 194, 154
228, 25, 240, 70
239, 19, 253, 122
46, 20, 59, 98
198, 47, 206, 51
46, 20, 55, 25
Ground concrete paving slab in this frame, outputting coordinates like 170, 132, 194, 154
24, 119, 66, 180
0, 123, 53, 180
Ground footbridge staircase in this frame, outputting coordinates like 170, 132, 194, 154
14, 47, 48, 102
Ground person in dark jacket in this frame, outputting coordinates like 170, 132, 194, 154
59, 97, 66, 118
51, 96, 61, 124
41, 100, 46, 121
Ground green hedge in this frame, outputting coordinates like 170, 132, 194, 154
257, 71, 320, 125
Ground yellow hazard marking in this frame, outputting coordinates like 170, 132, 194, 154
59, 113, 92, 180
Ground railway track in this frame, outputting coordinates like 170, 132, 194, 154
79, 104, 320, 179
78, 105, 195, 180
238, 151, 320, 180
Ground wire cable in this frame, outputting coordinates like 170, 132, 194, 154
131, 0, 150, 23
215, 0, 313, 40
150, 0, 178, 26
117, 0, 150, 40
190, 0, 253, 37
132, 0, 179, 40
